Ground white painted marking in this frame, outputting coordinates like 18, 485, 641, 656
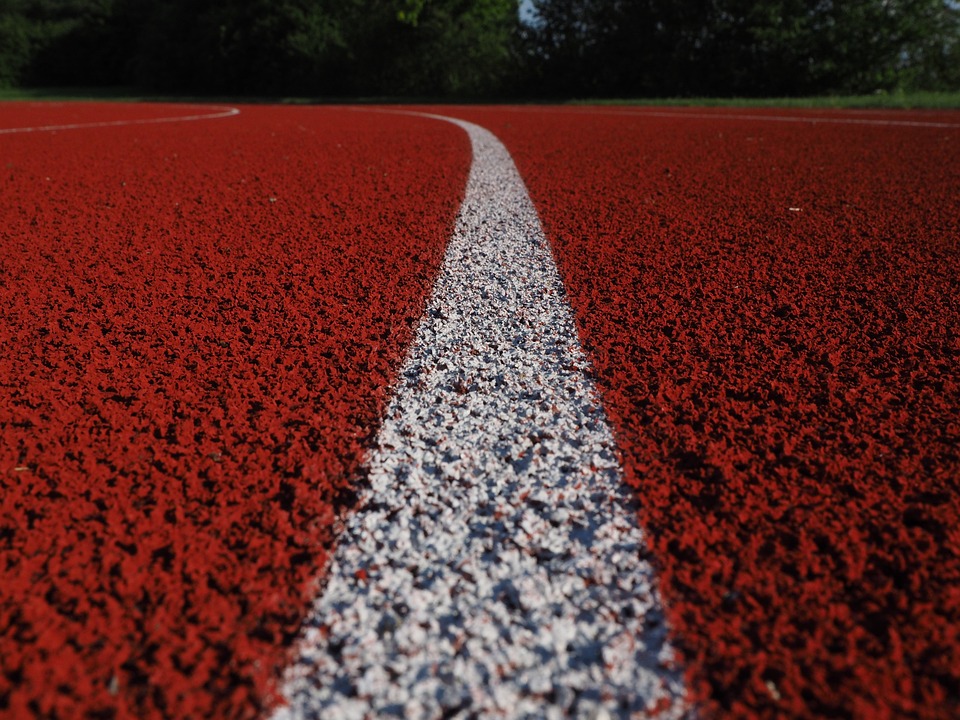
0, 104, 240, 134
497, 105, 960, 129
611, 108, 960, 128
272, 115, 691, 718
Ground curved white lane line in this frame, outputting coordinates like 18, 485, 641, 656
272, 114, 692, 718
0, 104, 240, 134
495, 105, 960, 128
613, 108, 960, 128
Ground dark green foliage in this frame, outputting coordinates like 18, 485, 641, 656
131, 0, 347, 94
338, 0, 518, 96
523, 0, 960, 97
0, 2, 32, 87
0, 0, 956, 97
0, 0, 520, 96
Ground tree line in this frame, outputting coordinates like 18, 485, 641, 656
1, 0, 958, 98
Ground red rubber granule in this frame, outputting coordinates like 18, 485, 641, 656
0, 103, 470, 718
446, 105, 960, 720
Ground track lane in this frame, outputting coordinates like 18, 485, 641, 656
273, 114, 690, 719
0, 101, 240, 133
5, 101, 959, 719
495, 104, 960, 128
438, 105, 960, 719
0, 103, 470, 718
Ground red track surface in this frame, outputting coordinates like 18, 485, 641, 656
4, 102, 959, 719
446, 106, 960, 718
0, 103, 470, 718
0, 102, 234, 131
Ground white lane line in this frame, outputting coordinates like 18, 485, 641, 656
612, 109, 960, 128
271, 115, 692, 719
0, 104, 240, 134
497, 105, 960, 128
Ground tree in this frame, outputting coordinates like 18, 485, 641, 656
133, 0, 346, 94
132, 0, 519, 97
523, 0, 960, 97
340, 0, 520, 97
4, 0, 956, 96
0, 1, 32, 87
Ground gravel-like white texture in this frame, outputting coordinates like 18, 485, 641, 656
272, 116, 692, 719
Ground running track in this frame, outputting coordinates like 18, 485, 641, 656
1, 102, 958, 719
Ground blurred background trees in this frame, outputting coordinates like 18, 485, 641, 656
0, 0, 957, 97
520, 0, 960, 97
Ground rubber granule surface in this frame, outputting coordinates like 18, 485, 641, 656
445, 106, 960, 719
0, 103, 470, 718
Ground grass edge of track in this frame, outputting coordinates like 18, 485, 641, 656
2, 87, 960, 109
570, 90, 960, 109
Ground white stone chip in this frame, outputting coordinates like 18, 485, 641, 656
271, 115, 693, 719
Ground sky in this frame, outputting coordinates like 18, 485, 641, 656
520, 0, 537, 22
